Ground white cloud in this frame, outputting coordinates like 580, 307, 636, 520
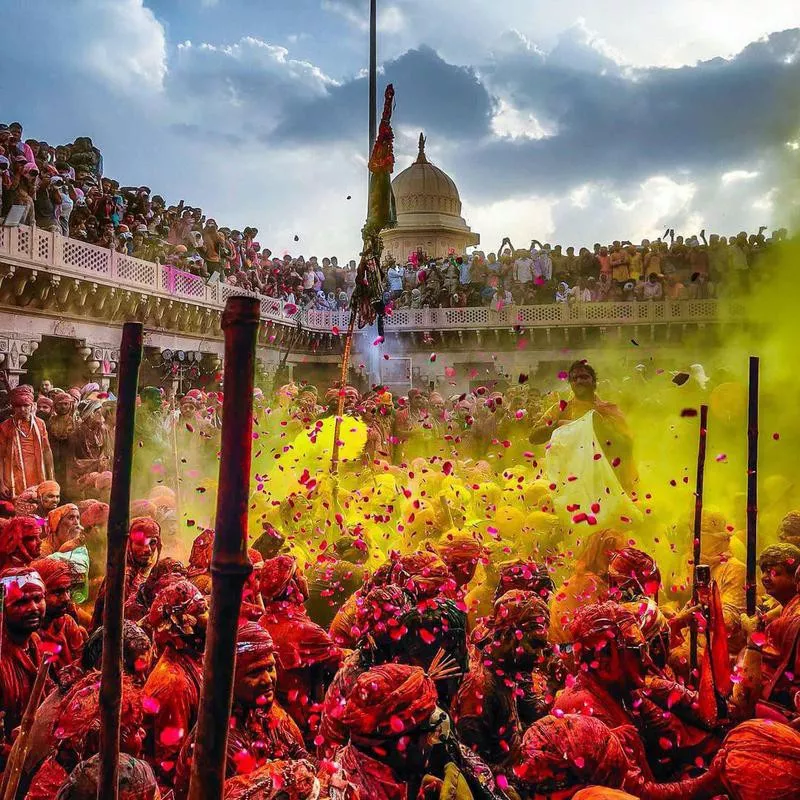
463, 196, 556, 254
722, 170, 760, 184
490, 98, 551, 140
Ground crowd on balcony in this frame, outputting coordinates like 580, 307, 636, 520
2, 361, 800, 798
1, 119, 790, 316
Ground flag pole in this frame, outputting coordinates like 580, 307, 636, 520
98, 321, 143, 800
187, 295, 259, 800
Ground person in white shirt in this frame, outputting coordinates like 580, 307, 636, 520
642, 272, 663, 300
515, 252, 534, 285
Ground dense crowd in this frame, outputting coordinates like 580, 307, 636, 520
1, 360, 799, 799
2, 120, 791, 317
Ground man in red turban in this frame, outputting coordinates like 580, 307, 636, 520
0, 514, 42, 571
174, 623, 307, 793
337, 663, 441, 800
91, 517, 162, 629
141, 579, 208, 787
30, 557, 87, 668
607, 547, 661, 601
257, 556, 343, 738
0, 567, 47, 763
0, 385, 54, 499
453, 589, 552, 768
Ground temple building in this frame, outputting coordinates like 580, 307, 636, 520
381, 133, 480, 262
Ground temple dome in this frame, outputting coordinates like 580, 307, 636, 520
382, 132, 479, 261
391, 134, 463, 218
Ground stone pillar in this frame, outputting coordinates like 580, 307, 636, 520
0, 331, 41, 389
77, 341, 120, 391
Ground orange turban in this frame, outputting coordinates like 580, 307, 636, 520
130, 500, 158, 520
0, 516, 42, 562
258, 555, 306, 602
48, 504, 79, 536
36, 481, 60, 498
341, 664, 438, 744
570, 601, 642, 649
719, 720, 800, 800
491, 589, 550, 640
496, 558, 555, 599
234, 622, 275, 681
572, 789, 638, 800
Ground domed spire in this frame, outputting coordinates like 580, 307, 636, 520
416, 132, 428, 164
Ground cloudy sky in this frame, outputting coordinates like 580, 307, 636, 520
4, 0, 800, 259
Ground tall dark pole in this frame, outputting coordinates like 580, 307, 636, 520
99, 322, 143, 800
369, 0, 377, 156
188, 296, 259, 800
746, 356, 760, 616
689, 404, 709, 676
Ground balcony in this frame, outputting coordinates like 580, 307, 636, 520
0, 224, 738, 340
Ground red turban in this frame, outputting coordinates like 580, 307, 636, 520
341, 664, 438, 744
491, 589, 550, 640
259, 555, 305, 602
29, 557, 73, 590
234, 622, 275, 681
607, 547, 660, 596
146, 578, 207, 649
37, 396, 54, 411
0, 515, 42, 562
81, 501, 110, 528
9, 385, 34, 405
515, 715, 628, 791
719, 720, 800, 800
496, 558, 555, 599
188, 529, 214, 576
367, 551, 452, 599
353, 585, 415, 643
436, 532, 486, 569
130, 516, 161, 544
570, 601, 642, 649
224, 759, 318, 800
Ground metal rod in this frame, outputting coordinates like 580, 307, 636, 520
746, 356, 759, 616
689, 403, 709, 676
98, 322, 143, 800
187, 296, 259, 800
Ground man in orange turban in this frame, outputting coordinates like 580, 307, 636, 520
0, 514, 42, 571
0, 385, 54, 499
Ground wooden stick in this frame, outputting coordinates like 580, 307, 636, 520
746, 356, 759, 617
98, 322, 143, 800
689, 404, 709, 676
187, 296, 259, 800
0, 653, 50, 800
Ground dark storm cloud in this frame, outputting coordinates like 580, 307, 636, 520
271, 45, 494, 144
453, 27, 800, 198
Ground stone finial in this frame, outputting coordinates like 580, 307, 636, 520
416, 132, 428, 164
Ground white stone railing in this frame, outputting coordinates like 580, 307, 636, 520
1, 224, 732, 334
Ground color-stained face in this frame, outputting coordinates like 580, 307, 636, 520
3, 580, 46, 634
235, 651, 277, 708
45, 583, 72, 618
40, 489, 61, 512
129, 526, 159, 568
57, 507, 82, 541
22, 526, 43, 560
12, 400, 33, 421
761, 562, 797, 603
569, 366, 596, 400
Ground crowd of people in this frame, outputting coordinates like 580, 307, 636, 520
1, 359, 800, 799
2, 120, 791, 317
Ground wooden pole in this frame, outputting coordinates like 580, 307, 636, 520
689, 403, 709, 676
746, 357, 759, 616
98, 321, 143, 800
187, 296, 259, 800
